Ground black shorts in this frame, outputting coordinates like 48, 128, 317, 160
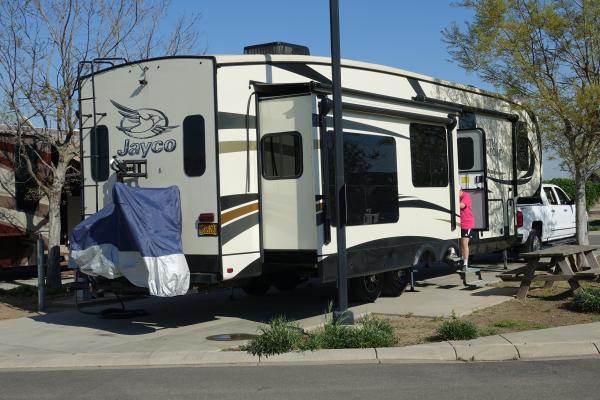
461, 229, 473, 239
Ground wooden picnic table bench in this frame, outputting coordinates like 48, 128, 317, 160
497, 244, 600, 299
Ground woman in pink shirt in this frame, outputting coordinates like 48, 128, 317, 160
459, 187, 475, 271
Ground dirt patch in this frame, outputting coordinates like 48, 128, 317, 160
376, 280, 600, 347
0, 275, 75, 321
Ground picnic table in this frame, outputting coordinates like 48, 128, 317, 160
498, 244, 600, 299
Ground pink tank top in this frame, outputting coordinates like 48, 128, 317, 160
460, 192, 475, 229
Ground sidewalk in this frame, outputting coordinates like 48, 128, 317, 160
0, 260, 598, 369
1, 323, 599, 369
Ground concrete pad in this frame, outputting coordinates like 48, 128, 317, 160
515, 342, 600, 359
450, 336, 518, 361
376, 342, 456, 362
259, 348, 377, 365
503, 322, 600, 344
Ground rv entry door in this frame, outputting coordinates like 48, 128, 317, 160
457, 129, 488, 230
257, 94, 317, 259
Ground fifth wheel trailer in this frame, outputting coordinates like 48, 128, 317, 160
76, 48, 542, 302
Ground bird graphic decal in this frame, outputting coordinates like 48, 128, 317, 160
111, 100, 178, 139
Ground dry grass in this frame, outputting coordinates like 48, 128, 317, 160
377, 280, 600, 347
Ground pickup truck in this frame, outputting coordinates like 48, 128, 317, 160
516, 183, 577, 252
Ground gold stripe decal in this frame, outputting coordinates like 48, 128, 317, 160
219, 141, 257, 154
221, 202, 259, 225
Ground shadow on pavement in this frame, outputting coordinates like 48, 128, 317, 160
24, 256, 517, 335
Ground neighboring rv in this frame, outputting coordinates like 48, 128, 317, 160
77, 45, 542, 302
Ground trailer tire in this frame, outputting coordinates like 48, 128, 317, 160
274, 274, 301, 292
241, 277, 271, 296
381, 269, 409, 297
349, 273, 384, 303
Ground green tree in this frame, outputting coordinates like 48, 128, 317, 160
0, 0, 201, 287
444, 0, 600, 244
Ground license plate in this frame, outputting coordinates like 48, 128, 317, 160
198, 223, 218, 236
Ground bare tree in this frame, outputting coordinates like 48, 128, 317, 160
0, 0, 201, 288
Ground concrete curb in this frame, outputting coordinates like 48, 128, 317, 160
1, 338, 599, 369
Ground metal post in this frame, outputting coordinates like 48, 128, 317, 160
36, 234, 45, 312
503, 249, 508, 270
330, 0, 353, 325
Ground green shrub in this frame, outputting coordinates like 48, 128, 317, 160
244, 313, 398, 356
436, 316, 479, 341
243, 316, 305, 357
352, 316, 397, 348
572, 288, 600, 313
545, 178, 600, 210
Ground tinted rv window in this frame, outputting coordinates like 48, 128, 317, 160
326, 132, 399, 226
457, 137, 475, 170
183, 115, 206, 176
410, 123, 448, 187
261, 132, 302, 179
517, 122, 531, 171
90, 125, 109, 182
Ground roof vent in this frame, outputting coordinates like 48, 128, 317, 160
243, 42, 310, 56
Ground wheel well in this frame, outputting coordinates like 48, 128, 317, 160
413, 246, 436, 266
531, 221, 543, 240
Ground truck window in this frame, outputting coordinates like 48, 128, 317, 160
555, 187, 571, 205
261, 131, 302, 179
183, 115, 206, 177
544, 187, 558, 205
410, 123, 448, 187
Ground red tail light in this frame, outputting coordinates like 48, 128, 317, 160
198, 213, 215, 223
516, 210, 523, 228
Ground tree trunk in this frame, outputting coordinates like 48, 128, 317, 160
45, 191, 63, 289
574, 170, 589, 245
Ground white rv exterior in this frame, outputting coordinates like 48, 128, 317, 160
78, 54, 542, 300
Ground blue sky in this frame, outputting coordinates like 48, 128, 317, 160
174, 1, 484, 87
170, 0, 565, 177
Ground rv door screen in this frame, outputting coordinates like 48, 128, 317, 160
457, 130, 487, 230
258, 94, 317, 251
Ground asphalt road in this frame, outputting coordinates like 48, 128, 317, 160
2, 359, 600, 400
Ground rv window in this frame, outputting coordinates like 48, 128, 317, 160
410, 123, 448, 187
516, 122, 531, 171
90, 125, 109, 182
183, 115, 206, 177
261, 132, 302, 179
457, 137, 475, 170
326, 132, 399, 226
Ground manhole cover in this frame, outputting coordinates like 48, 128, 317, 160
206, 333, 258, 342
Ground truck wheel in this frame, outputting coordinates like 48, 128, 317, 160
381, 269, 409, 297
349, 273, 384, 303
525, 229, 541, 253
241, 277, 271, 296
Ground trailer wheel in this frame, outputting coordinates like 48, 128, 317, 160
241, 277, 271, 296
274, 274, 301, 292
381, 269, 409, 297
349, 273, 384, 303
